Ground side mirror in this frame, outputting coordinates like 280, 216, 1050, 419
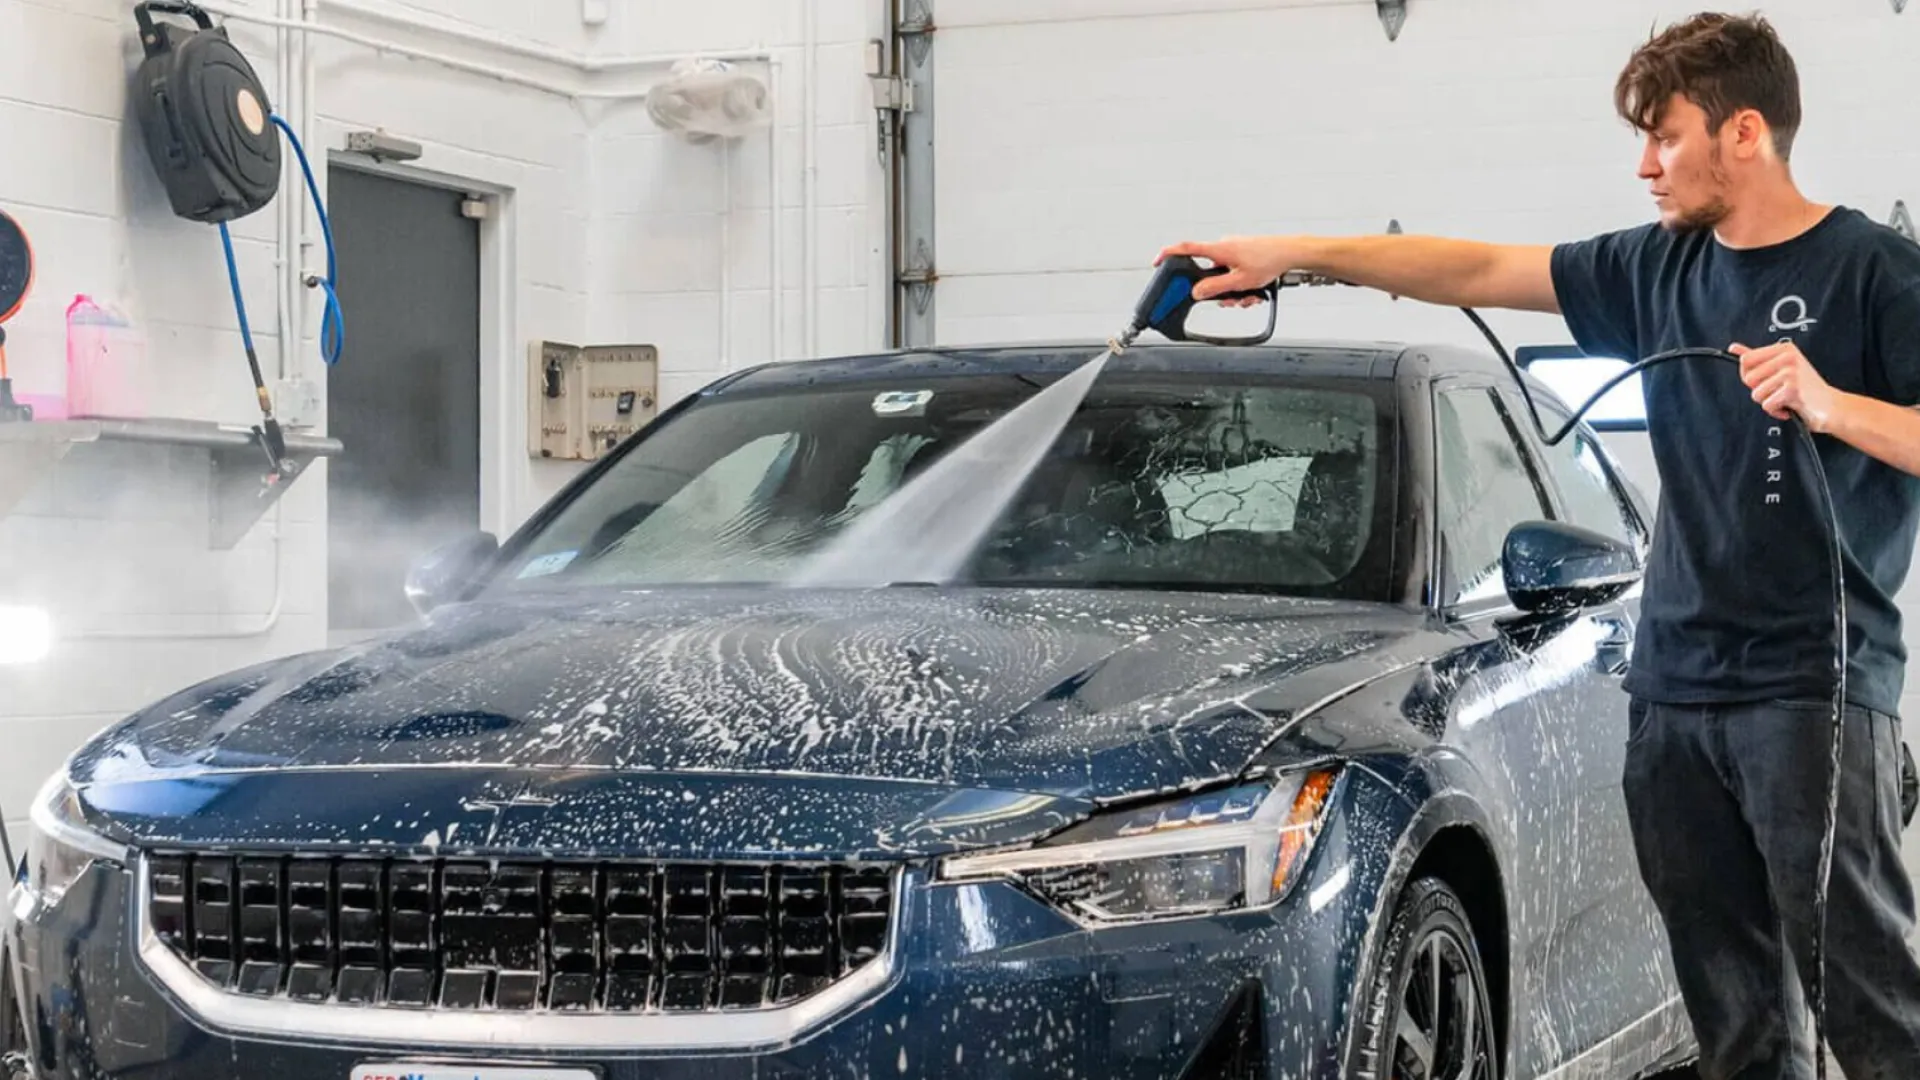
404, 531, 498, 616
1501, 520, 1639, 614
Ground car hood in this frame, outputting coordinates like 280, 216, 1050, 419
69, 587, 1438, 857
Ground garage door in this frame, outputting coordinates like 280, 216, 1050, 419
920, 0, 1919, 357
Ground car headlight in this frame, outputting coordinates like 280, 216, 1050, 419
19, 772, 128, 908
937, 767, 1339, 925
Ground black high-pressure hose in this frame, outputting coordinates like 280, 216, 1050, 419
1460, 307, 1848, 1080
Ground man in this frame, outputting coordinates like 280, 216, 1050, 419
1159, 11, 1920, 1080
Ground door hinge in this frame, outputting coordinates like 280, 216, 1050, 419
899, 0, 935, 63
1377, 0, 1407, 40
897, 238, 936, 316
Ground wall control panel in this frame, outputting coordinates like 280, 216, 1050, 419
527, 341, 659, 461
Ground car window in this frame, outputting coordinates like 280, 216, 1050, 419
1434, 385, 1553, 609
487, 372, 1394, 600
1533, 413, 1642, 548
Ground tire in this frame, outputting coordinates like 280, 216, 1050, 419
1349, 876, 1500, 1080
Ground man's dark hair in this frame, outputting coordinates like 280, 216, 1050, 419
1614, 11, 1803, 161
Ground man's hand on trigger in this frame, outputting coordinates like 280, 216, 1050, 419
1156, 236, 1290, 307
1733, 341, 1840, 431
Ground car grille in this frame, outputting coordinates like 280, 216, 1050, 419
143, 853, 895, 1013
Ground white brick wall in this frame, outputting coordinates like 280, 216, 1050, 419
0, 0, 892, 845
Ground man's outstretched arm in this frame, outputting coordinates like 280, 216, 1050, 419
1156, 233, 1565, 314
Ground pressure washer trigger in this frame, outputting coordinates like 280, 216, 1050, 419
1133, 255, 1279, 346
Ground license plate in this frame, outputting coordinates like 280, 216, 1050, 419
349, 1060, 595, 1068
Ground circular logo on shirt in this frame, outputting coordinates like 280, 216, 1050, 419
1769, 295, 1818, 334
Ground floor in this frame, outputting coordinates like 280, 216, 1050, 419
1646, 809, 1920, 1079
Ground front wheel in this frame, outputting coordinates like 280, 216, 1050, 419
1350, 876, 1499, 1080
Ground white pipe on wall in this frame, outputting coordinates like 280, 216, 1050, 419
720, 140, 732, 371
197, 0, 585, 97
301, 0, 319, 352
273, 0, 295, 383
771, 57, 786, 361
317, 0, 765, 74
802, 0, 818, 359
71, 532, 286, 641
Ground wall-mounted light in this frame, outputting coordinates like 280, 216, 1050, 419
1517, 345, 1649, 432
0, 605, 52, 664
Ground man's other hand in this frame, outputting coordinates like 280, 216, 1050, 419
1735, 341, 1839, 431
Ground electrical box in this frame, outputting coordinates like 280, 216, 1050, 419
527, 341, 659, 461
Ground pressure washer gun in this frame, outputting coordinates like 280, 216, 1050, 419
1118, 255, 1345, 350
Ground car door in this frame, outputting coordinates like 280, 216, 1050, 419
1519, 398, 1683, 1057
1427, 376, 1593, 1078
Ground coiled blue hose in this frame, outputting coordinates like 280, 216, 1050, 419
216, 114, 344, 372
271, 113, 343, 367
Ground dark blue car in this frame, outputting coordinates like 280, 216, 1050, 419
7, 340, 1705, 1079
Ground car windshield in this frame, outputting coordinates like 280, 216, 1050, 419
486, 369, 1394, 600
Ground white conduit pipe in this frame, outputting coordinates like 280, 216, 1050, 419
206, 0, 781, 98
197, 0, 586, 97
720, 139, 732, 372
69, 531, 286, 641
317, 0, 766, 75
301, 0, 320, 328
771, 57, 787, 361
273, 0, 296, 385
801, 0, 821, 359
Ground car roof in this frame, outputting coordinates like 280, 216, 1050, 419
705, 339, 1541, 397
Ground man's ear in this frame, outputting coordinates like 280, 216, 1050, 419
1730, 108, 1772, 159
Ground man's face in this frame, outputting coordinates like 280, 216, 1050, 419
1636, 94, 1734, 233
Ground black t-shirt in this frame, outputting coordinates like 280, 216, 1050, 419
1550, 206, 1920, 717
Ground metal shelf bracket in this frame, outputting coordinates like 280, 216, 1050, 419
0, 417, 343, 550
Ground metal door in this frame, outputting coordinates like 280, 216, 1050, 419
325, 166, 481, 637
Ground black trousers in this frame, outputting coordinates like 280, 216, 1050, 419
1623, 697, 1920, 1080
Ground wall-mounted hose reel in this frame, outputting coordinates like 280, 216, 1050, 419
132, 1, 281, 223
129, 1, 344, 480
